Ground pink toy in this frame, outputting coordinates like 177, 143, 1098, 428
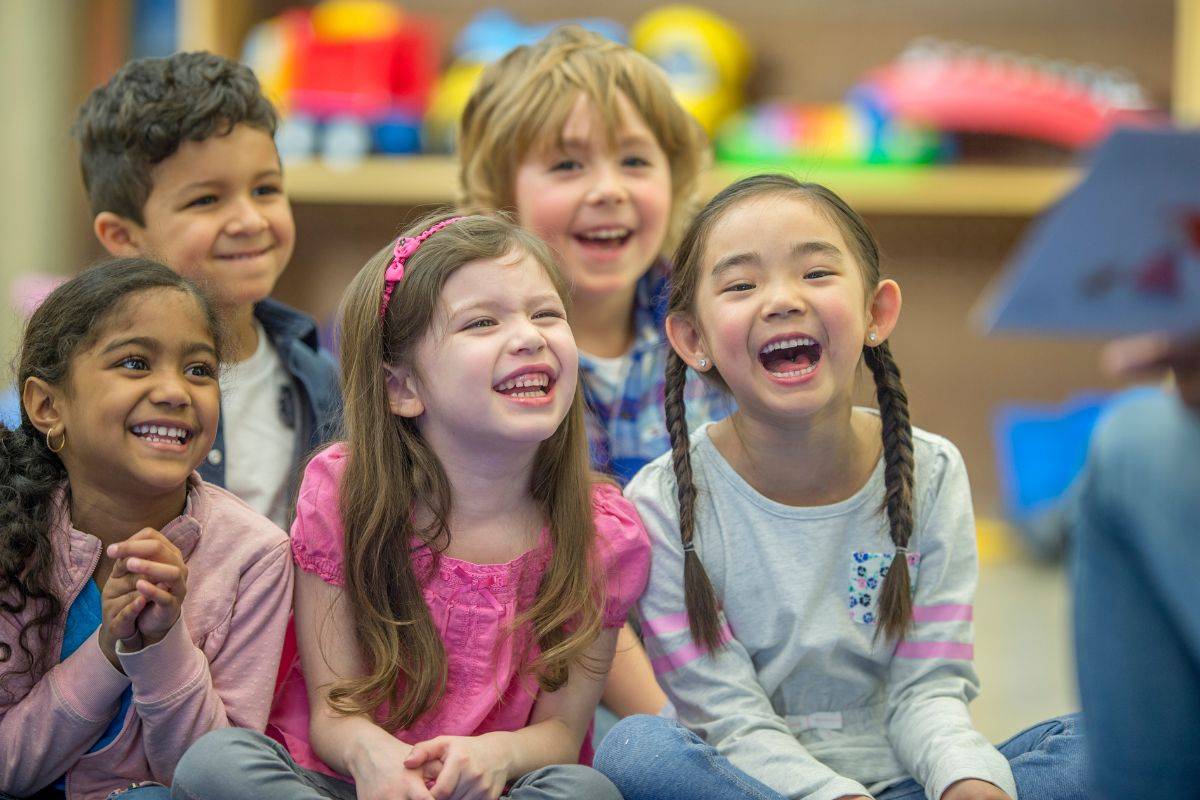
856, 40, 1163, 149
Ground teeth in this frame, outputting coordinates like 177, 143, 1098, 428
495, 372, 551, 392
760, 337, 816, 355
132, 424, 188, 440
770, 363, 819, 378
580, 228, 630, 240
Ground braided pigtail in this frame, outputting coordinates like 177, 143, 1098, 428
665, 350, 724, 651
864, 341, 916, 643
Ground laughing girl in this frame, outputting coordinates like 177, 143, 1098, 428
594, 176, 1088, 800
172, 213, 649, 800
0, 260, 292, 800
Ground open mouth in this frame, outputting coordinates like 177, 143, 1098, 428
130, 423, 193, 446
493, 371, 555, 399
573, 227, 632, 250
758, 336, 822, 378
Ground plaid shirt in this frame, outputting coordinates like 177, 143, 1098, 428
581, 263, 735, 484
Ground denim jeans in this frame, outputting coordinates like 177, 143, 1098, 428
876, 715, 1086, 799
171, 728, 621, 800
1072, 389, 1200, 798
594, 713, 1086, 800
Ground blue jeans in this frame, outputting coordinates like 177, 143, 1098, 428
594, 713, 1085, 800
1072, 390, 1200, 798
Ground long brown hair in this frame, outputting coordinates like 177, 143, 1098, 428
330, 210, 605, 731
665, 174, 916, 650
1, 259, 223, 697
458, 25, 707, 254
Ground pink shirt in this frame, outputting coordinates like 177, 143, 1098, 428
269, 444, 651, 779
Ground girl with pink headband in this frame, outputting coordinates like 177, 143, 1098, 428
172, 211, 650, 800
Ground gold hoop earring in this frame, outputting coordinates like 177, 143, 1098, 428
46, 428, 66, 454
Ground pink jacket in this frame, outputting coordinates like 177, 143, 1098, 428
0, 475, 293, 800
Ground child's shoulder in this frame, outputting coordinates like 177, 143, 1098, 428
255, 299, 338, 370
195, 479, 289, 554
295, 443, 350, 508
589, 480, 646, 538
588, 480, 651, 625
589, 480, 651, 556
909, 422, 967, 480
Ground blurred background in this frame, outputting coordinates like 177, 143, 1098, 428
3, 0, 1196, 741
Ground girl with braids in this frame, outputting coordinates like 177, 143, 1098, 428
593, 175, 1086, 800
0, 260, 293, 800
172, 212, 648, 800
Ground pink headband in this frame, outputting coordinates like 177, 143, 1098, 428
378, 216, 465, 318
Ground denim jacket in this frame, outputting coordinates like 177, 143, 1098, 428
197, 299, 341, 512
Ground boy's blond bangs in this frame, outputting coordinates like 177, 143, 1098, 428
459, 26, 708, 255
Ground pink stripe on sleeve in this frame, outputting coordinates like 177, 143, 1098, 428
895, 640, 974, 660
911, 604, 973, 623
641, 611, 692, 638
650, 623, 732, 674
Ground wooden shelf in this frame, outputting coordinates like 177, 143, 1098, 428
281, 156, 1081, 217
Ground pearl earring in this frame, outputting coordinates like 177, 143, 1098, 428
697, 358, 708, 369
868, 331, 877, 342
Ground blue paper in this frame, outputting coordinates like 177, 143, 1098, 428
977, 127, 1200, 336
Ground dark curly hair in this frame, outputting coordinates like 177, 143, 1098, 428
73, 51, 278, 224
0, 259, 223, 696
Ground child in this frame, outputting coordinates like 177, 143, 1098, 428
593, 175, 1088, 800
170, 212, 649, 800
459, 25, 731, 721
73, 51, 341, 530
0, 260, 293, 800
459, 25, 733, 485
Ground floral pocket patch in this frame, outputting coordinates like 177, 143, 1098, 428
848, 550, 920, 624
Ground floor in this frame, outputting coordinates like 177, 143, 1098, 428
971, 521, 1077, 742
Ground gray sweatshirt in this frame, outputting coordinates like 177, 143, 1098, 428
625, 418, 1016, 800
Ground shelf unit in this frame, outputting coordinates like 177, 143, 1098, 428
168, 0, 1194, 513
283, 157, 1080, 216
180, 0, 1196, 217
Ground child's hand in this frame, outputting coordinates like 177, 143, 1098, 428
106, 528, 187, 648
404, 735, 508, 800
98, 566, 148, 670
348, 731, 439, 800
940, 779, 1010, 800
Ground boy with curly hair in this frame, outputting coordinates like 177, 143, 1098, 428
74, 51, 340, 529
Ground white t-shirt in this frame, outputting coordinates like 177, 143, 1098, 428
580, 350, 632, 408
220, 323, 295, 529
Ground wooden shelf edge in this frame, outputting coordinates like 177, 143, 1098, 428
282, 156, 1081, 216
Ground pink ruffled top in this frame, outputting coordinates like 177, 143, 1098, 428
269, 444, 650, 778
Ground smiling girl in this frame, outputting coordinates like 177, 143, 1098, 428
593, 175, 1088, 800
172, 213, 649, 800
0, 259, 293, 800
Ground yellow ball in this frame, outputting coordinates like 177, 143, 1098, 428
631, 5, 751, 134
311, 0, 403, 41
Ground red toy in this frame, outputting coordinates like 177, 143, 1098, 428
855, 40, 1163, 149
290, 16, 439, 118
